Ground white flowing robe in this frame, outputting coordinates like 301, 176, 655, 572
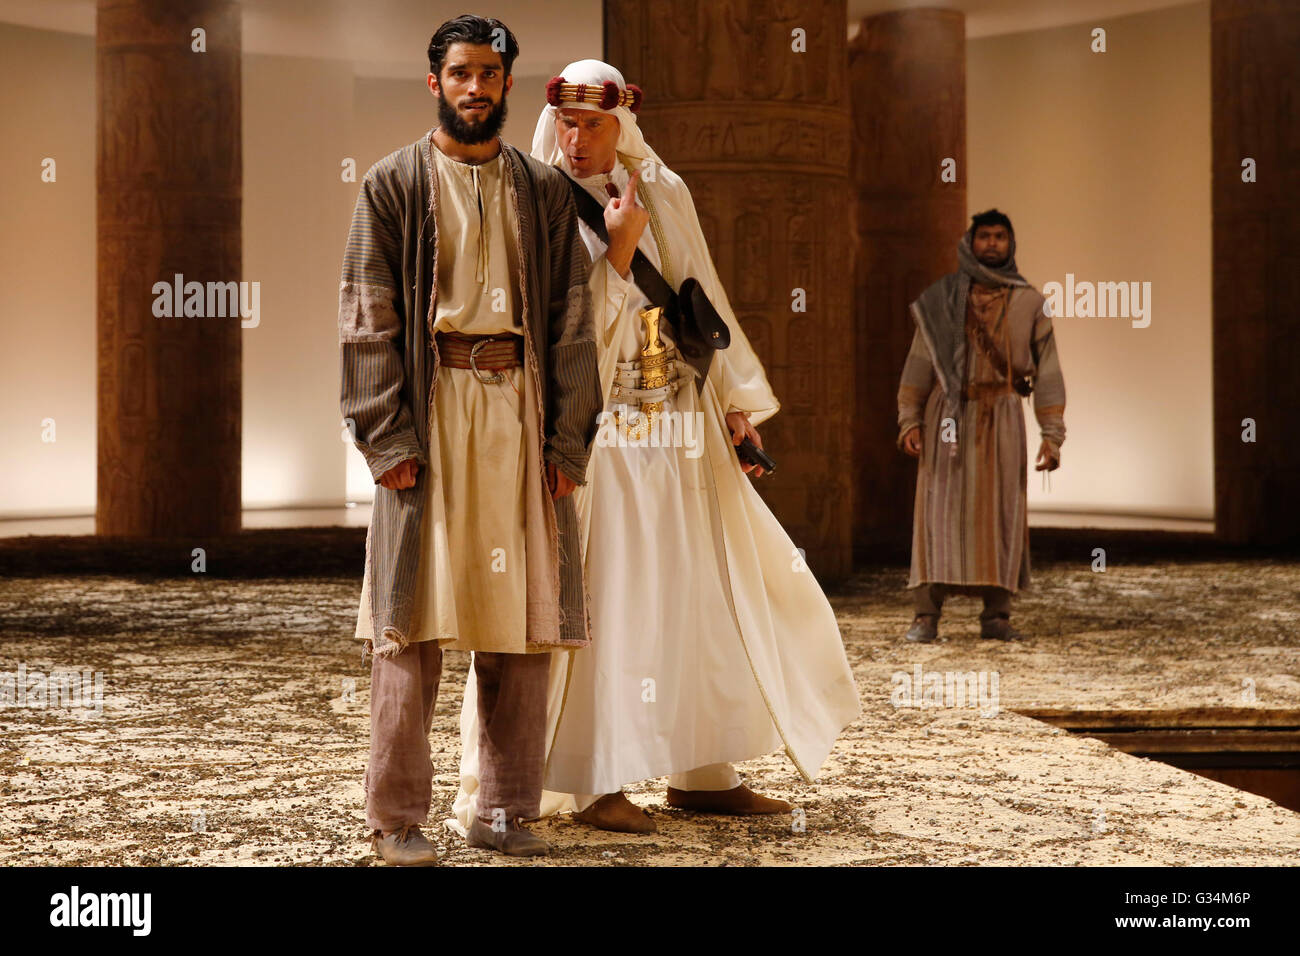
448, 155, 860, 832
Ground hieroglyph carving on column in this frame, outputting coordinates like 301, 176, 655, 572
97, 0, 242, 537
605, 0, 854, 580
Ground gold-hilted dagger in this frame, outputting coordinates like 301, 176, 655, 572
624, 305, 669, 441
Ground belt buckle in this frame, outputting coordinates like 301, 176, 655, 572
469, 338, 505, 385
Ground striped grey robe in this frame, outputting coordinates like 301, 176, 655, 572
339, 131, 602, 658
897, 282, 1066, 592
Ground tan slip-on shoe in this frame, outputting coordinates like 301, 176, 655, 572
466, 816, 552, 857
372, 824, 440, 866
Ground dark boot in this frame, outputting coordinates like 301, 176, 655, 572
905, 614, 939, 643
980, 616, 1025, 641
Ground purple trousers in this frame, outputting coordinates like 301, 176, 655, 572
364, 641, 551, 834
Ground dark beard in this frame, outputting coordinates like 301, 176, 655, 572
978, 251, 1009, 268
437, 93, 508, 145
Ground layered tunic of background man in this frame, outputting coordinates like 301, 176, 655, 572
449, 65, 861, 832
897, 234, 1067, 602
339, 129, 601, 832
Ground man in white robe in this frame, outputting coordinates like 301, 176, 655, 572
449, 60, 860, 837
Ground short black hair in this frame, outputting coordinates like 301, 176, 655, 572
970, 208, 1014, 236
428, 15, 520, 78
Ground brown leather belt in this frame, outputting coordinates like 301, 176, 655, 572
964, 381, 1013, 401
435, 330, 524, 382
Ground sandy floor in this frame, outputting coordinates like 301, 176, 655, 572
1, 556, 1297, 866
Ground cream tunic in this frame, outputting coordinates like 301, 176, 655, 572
406, 142, 529, 654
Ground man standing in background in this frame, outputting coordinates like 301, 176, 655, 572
897, 210, 1066, 643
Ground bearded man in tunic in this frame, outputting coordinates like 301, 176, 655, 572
448, 60, 861, 837
339, 16, 601, 864
897, 209, 1066, 644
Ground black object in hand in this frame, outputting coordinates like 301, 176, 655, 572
737, 436, 776, 475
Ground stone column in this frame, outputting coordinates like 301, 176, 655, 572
1211, 0, 1300, 546
96, 0, 241, 537
848, 9, 966, 561
604, 0, 854, 581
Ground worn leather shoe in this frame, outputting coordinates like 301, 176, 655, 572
466, 816, 552, 857
372, 824, 440, 866
574, 791, 658, 833
980, 617, 1025, 641
666, 784, 792, 815
905, 614, 939, 643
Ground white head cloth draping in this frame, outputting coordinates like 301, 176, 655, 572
529, 58, 665, 169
